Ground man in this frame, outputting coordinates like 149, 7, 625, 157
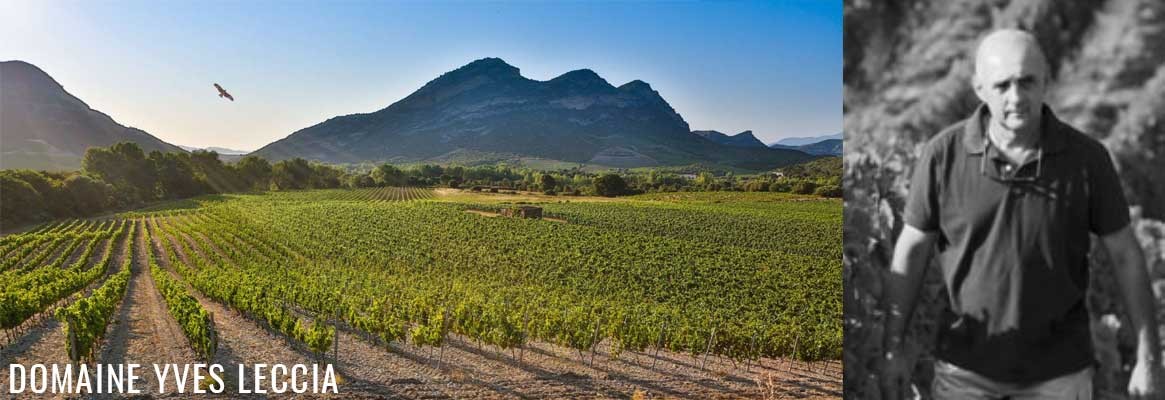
879, 29, 1163, 399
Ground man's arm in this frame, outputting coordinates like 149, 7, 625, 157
1101, 224, 1163, 398
883, 224, 938, 351
880, 224, 938, 399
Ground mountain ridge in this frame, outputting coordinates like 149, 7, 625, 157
0, 60, 185, 170
693, 130, 769, 148
771, 132, 843, 147
253, 57, 811, 170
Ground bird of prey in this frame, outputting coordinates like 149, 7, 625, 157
213, 83, 234, 101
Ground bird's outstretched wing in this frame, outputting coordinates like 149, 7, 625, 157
213, 83, 235, 101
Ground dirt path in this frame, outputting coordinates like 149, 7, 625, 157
97, 219, 199, 397
464, 209, 567, 223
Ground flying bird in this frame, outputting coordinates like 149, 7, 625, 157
213, 83, 234, 101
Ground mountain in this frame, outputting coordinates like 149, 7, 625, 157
253, 57, 813, 170
178, 145, 249, 155
0, 60, 185, 171
797, 139, 842, 156
692, 130, 768, 148
771, 132, 842, 147
770, 138, 842, 156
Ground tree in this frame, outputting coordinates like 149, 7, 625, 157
417, 164, 444, 179
593, 173, 628, 197
81, 142, 157, 202
814, 184, 842, 198
61, 175, 112, 216
310, 164, 343, 189
347, 174, 376, 188
792, 180, 818, 195
150, 152, 203, 199
234, 156, 273, 190
371, 164, 405, 187
271, 158, 314, 190
695, 171, 716, 188
538, 173, 557, 191
0, 172, 45, 226
187, 150, 243, 193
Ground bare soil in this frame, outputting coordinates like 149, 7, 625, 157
464, 210, 568, 223
96, 219, 199, 397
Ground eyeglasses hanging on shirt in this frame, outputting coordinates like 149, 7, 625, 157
979, 140, 1043, 183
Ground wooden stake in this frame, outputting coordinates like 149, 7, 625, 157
701, 326, 718, 371
651, 322, 666, 371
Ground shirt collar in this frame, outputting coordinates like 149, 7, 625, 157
962, 104, 1068, 155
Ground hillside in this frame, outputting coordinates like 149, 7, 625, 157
0, 61, 185, 170
771, 132, 842, 147
692, 129, 769, 148
797, 139, 842, 156
771, 138, 842, 156
843, 1, 1165, 398
253, 58, 812, 170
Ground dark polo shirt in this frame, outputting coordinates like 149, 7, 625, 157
904, 104, 1130, 383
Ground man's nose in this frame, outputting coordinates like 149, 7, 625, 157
1004, 83, 1023, 103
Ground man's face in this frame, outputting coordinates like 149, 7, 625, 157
973, 43, 1048, 134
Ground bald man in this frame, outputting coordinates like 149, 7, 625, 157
879, 29, 1163, 399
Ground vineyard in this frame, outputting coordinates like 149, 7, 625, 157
0, 187, 841, 398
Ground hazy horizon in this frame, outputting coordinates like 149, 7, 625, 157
1, 1, 841, 152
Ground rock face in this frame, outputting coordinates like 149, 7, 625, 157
692, 130, 769, 148
0, 61, 185, 171
843, 1, 1165, 398
253, 57, 812, 169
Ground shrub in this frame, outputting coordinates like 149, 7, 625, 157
814, 184, 842, 198
792, 181, 817, 195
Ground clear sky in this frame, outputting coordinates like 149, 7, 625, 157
1, 0, 841, 151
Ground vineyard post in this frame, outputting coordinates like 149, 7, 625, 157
66, 315, 79, 363
788, 333, 800, 372
438, 309, 448, 367
746, 331, 758, 373
651, 321, 666, 371
701, 325, 718, 371
209, 312, 218, 362
588, 319, 601, 367
333, 310, 340, 365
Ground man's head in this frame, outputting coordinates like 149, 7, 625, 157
972, 29, 1050, 135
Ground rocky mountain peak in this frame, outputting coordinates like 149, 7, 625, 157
453, 57, 522, 79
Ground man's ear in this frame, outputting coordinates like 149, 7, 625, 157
970, 74, 987, 104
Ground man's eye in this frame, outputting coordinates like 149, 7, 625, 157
994, 82, 1010, 91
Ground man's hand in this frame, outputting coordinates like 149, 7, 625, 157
1127, 358, 1164, 399
1100, 226, 1164, 399
879, 349, 914, 400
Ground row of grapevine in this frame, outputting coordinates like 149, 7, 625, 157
150, 216, 334, 356
256, 187, 434, 203
0, 222, 127, 331
143, 220, 217, 361
0, 220, 114, 273
55, 221, 136, 362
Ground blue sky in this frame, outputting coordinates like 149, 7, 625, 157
1, 0, 841, 151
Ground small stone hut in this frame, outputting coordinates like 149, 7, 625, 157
500, 206, 543, 219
